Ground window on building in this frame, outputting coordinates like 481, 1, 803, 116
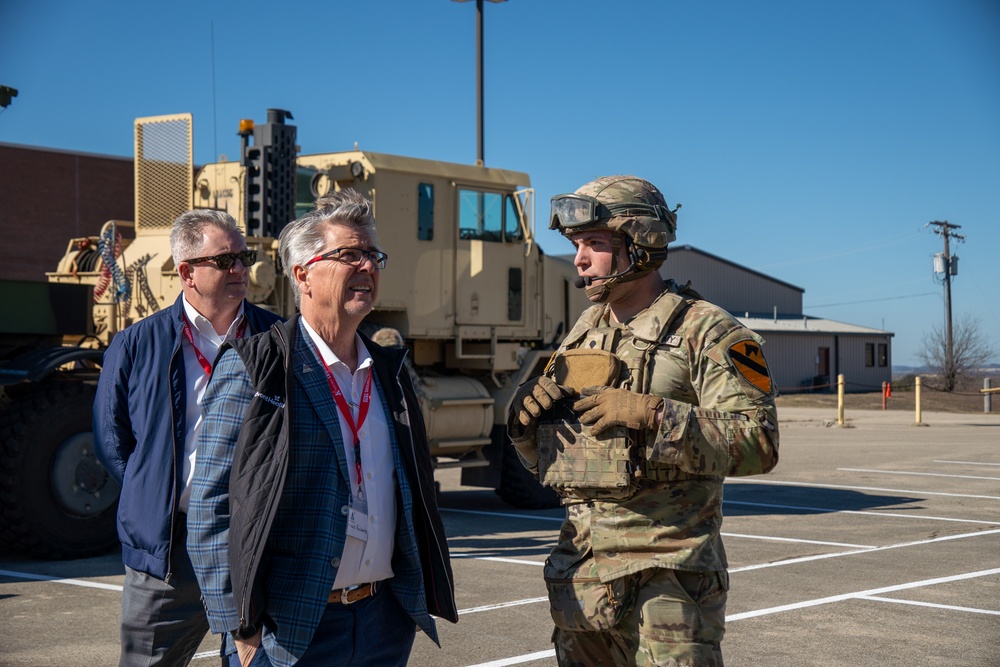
878, 343, 888, 367
865, 343, 875, 367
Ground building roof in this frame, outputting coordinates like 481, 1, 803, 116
0, 141, 132, 162
670, 245, 805, 293
737, 315, 893, 336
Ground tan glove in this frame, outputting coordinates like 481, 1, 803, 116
573, 386, 664, 435
510, 376, 575, 432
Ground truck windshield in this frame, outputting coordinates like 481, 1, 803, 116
459, 189, 522, 243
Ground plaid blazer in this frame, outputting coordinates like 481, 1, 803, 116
188, 317, 455, 667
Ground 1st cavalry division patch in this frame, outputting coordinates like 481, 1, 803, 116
728, 340, 772, 394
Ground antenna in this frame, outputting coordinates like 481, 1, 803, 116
452, 0, 507, 167
211, 22, 218, 161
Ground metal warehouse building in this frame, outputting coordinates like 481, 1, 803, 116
662, 245, 893, 394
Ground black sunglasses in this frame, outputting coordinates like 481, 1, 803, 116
181, 250, 258, 270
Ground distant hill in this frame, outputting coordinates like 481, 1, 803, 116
893, 364, 1000, 384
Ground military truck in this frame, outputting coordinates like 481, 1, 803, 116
0, 109, 590, 558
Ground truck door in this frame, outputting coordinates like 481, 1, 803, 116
454, 187, 526, 328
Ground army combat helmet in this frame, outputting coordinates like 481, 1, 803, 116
550, 175, 679, 302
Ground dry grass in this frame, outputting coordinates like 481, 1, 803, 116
776, 387, 996, 414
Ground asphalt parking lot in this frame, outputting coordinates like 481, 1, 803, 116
2, 406, 999, 667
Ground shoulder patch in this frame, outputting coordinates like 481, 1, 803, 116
728, 339, 772, 394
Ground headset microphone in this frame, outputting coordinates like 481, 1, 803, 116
572, 260, 640, 289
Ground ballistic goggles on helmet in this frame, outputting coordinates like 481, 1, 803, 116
549, 194, 671, 232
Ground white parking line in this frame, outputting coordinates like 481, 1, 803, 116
465, 568, 1000, 667
0, 568, 123, 591
460, 596, 549, 615
722, 533, 875, 549
857, 595, 1000, 616
441, 508, 562, 522
725, 499, 1000, 525
455, 538, 877, 561
727, 567, 1000, 621
837, 468, 1000, 482
732, 528, 1000, 573
467, 649, 556, 667
725, 477, 1000, 501
452, 554, 545, 566
934, 460, 1000, 467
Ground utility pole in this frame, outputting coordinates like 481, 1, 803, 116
452, 0, 506, 166
929, 220, 965, 387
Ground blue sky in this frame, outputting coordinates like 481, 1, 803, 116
2, 0, 998, 367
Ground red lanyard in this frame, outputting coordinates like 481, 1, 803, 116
181, 314, 247, 376
314, 342, 373, 494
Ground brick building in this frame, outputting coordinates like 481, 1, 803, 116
0, 143, 134, 282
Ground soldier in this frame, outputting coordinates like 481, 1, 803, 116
507, 176, 779, 666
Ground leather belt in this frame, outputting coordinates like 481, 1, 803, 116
328, 581, 378, 605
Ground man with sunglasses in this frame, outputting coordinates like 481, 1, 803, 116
507, 176, 779, 666
94, 210, 283, 667
188, 189, 456, 667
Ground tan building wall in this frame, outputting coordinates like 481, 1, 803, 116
748, 329, 894, 394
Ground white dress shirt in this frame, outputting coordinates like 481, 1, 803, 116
301, 318, 397, 588
178, 295, 245, 513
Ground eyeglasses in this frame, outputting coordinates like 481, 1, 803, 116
549, 194, 669, 231
305, 247, 388, 270
181, 250, 258, 270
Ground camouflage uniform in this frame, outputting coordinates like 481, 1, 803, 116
510, 174, 778, 666
514, 283, 778, 666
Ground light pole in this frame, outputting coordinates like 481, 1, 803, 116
452, 0, 506, 166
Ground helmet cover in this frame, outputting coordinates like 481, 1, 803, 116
564, 175, 677, 247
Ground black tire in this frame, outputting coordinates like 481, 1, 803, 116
495, 426, 560, 509
0, 382, 120, 559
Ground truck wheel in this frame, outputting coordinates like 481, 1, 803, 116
495, 427, 560, 509
0, 382, 120, 559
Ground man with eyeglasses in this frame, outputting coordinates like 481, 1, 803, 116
188, 188, 457, 667
94, 209, 283, 667
507, 176, 779, 666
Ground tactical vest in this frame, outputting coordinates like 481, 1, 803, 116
535, 283, 701, 501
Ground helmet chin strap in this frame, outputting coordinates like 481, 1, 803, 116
583, 267, 652, 302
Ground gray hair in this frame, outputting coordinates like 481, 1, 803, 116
279, 188, 379, 307
169, 209, 243, 264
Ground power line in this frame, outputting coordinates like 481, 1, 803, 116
759, 228, 925, 270
805, 292, 938, 309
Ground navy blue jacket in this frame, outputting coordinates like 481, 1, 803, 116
94, 293, 283, 580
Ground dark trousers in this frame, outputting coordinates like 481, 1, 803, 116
228, 585, 417, 667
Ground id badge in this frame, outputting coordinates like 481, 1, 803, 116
346, 496, 369, 542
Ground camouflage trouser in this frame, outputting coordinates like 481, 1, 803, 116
552, 568, 728, 667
